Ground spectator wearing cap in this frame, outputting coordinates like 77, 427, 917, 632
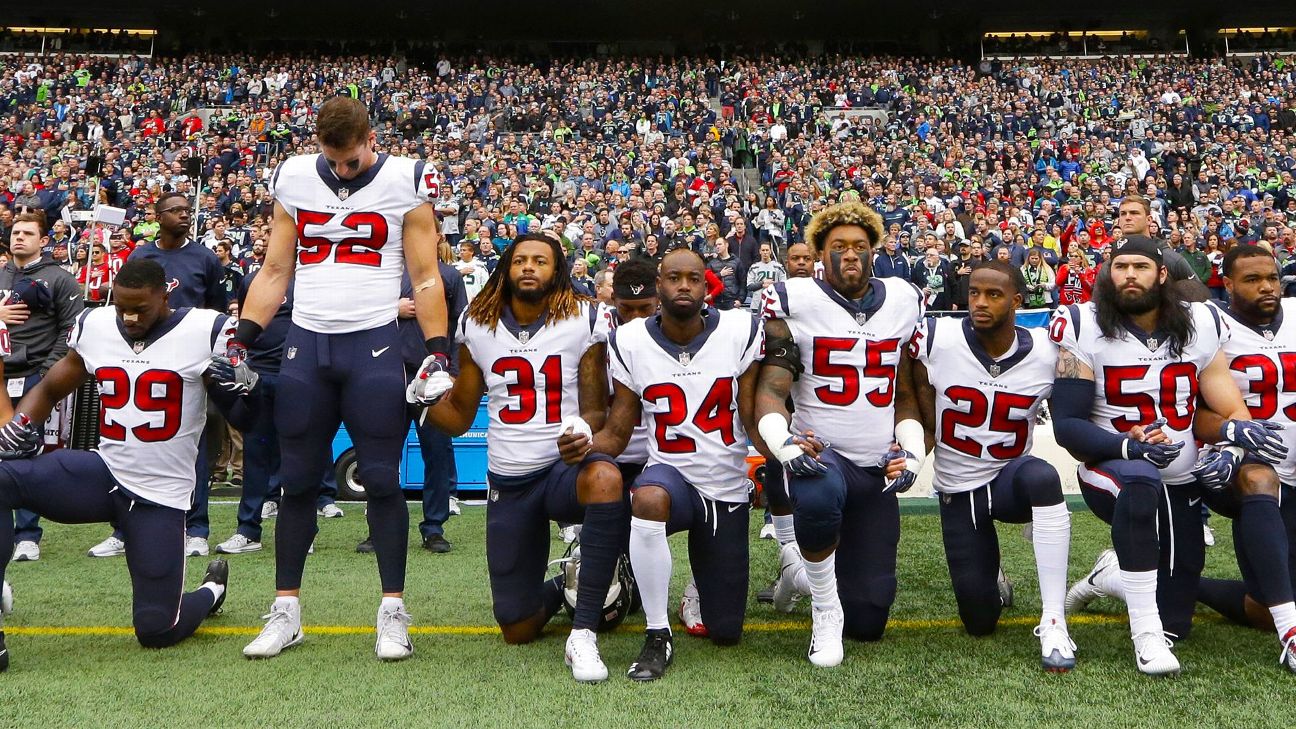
0, 211, 84, 560
912, 247, 953, 311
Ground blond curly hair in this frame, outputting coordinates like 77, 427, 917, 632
804, 201, 885, 256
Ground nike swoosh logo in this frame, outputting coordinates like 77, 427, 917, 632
371, 347, 390, 358
1138, 655, 1154, 666
728, 503, 744, 512
69, 294, 78, 301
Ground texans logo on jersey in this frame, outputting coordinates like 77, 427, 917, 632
165, 278, 180, 294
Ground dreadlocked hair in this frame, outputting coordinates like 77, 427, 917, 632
804, 200, 885, 256
467, 232, 590, 330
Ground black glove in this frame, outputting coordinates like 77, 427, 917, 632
0, 414, 42, 460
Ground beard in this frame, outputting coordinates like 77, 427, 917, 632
512, 280, 553, 304
1116, 281, 1160, 315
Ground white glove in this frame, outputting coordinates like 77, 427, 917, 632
406, 353, 454, 406
560, 416, 593, 440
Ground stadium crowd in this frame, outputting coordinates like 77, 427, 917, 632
1, 49, 1296, 316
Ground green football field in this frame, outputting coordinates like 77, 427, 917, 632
1, 500, 1293, 728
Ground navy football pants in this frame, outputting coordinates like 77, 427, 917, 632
0, 450, 215, 647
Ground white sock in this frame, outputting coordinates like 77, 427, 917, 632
201, 582, 226, 602
1098, 560, 1128, 601
272, 595, 300, 621
792, 562, 812, 595
629, 516, 672, 631
803, 551, 840, 609
772, 514, 796, 545
1031, 503, 1070, 625
1269, 602, 1296, 641
1121, 569, 1163, 637
380, 596, 404, 611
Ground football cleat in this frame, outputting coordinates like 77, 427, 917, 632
185, 536, 210, 557
0, 619, 7, 673
756, 581, 777, 605
998, 567, 1014, 608
261, 501, 278, 519
375, 603, 414, 661
626, 628, 673, 682
215, 534, 262, 554
1280, 627, 1296, 674
564, 628, 608, 683
1034, 619, 1077, 672
356, 537, 375, 553
449, 497, 462, 516
678, 580, 707, 637
423, 534, 453, 553
772, 542, 806, 613
1, 581, 12, 615
317, 503, 344, 519
559, 525, 579, 544
243, 602, 304, 659
88, 535, 125, 558
203, 559, 229, 616
1203, 524, 1216, 547
808, 602, 845, 667
759, 523, 776, 540
1133, 631, 1180, 676
11, 540, 39, 562
1065, 549, 1119, 614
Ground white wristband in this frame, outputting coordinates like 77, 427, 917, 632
895, 419, 927, 472
758, 412, 803, 465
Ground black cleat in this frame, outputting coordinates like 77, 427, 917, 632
203, 559, 229, 616
626, 628, 673, 682
756, 580, 777, 605
356, 537, 375, 554
422, 534, 453, 553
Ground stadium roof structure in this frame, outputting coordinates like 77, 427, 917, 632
9, 0, 1296, 44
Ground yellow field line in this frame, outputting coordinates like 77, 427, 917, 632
4, 613, 1138, 637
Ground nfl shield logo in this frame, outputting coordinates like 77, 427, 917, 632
132, 341, 145, 354
337, 187, 350, 201
518, 331, 531, 345
678, 352, 691, 366
1146, 338, 1159, 351
855, 312, 868, 325
286, 347, 297, 360
988, 364, 1001, 377
1265, 329, 1276, 341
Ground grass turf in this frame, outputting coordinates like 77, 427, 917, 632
0, 502, 1292, 727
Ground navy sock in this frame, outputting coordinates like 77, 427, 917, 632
274, 492, 318, 592
542, 576, 566, 622
572, 500, 627, 631
366, 490, 409, 594
1237, 494, 1293, 606
1198, 577, 1251, 626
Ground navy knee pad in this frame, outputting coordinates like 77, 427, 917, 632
790, 474, 846, 553
1016, 458, 1064, 507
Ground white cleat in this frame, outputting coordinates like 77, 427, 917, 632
87, 536, 125, 558
1133, 631, 1181, 676
375, 603, 414, 661
997, 567, 1014, 608
2, 581, 12, 615
261, 501, 279, 519
317, 503, 344, 519
678, 580, 707, 637
449, 497, 462, 516
808, 602, 845, 667
559, 525, 580, 544
215, 534, 262, 554
1280, 627, 1296, 674
1034, 619, 1077, 672
759, 523, 776, 540
11, 541, 39, 562
1065, 549, 1119, 614
185, 536, 210, 557
565, 628, 608, 683
772, 542, 806, 613
243, 602, 304, 658
1203, 524, 1216, 547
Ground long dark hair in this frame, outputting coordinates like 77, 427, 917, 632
467, 232, 589, 330
1091, 264, 1194, 358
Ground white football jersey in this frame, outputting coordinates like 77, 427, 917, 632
914, 316, 1055, 493
600, 303, 651, 466
70, 307, 231, 510
461, 301, 608, 477
1217, 298, 1296, 483
1050, 301, 1225, 485
760, 276, 924, 467
269, 152, 440, 334
609, 308, 763, 501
